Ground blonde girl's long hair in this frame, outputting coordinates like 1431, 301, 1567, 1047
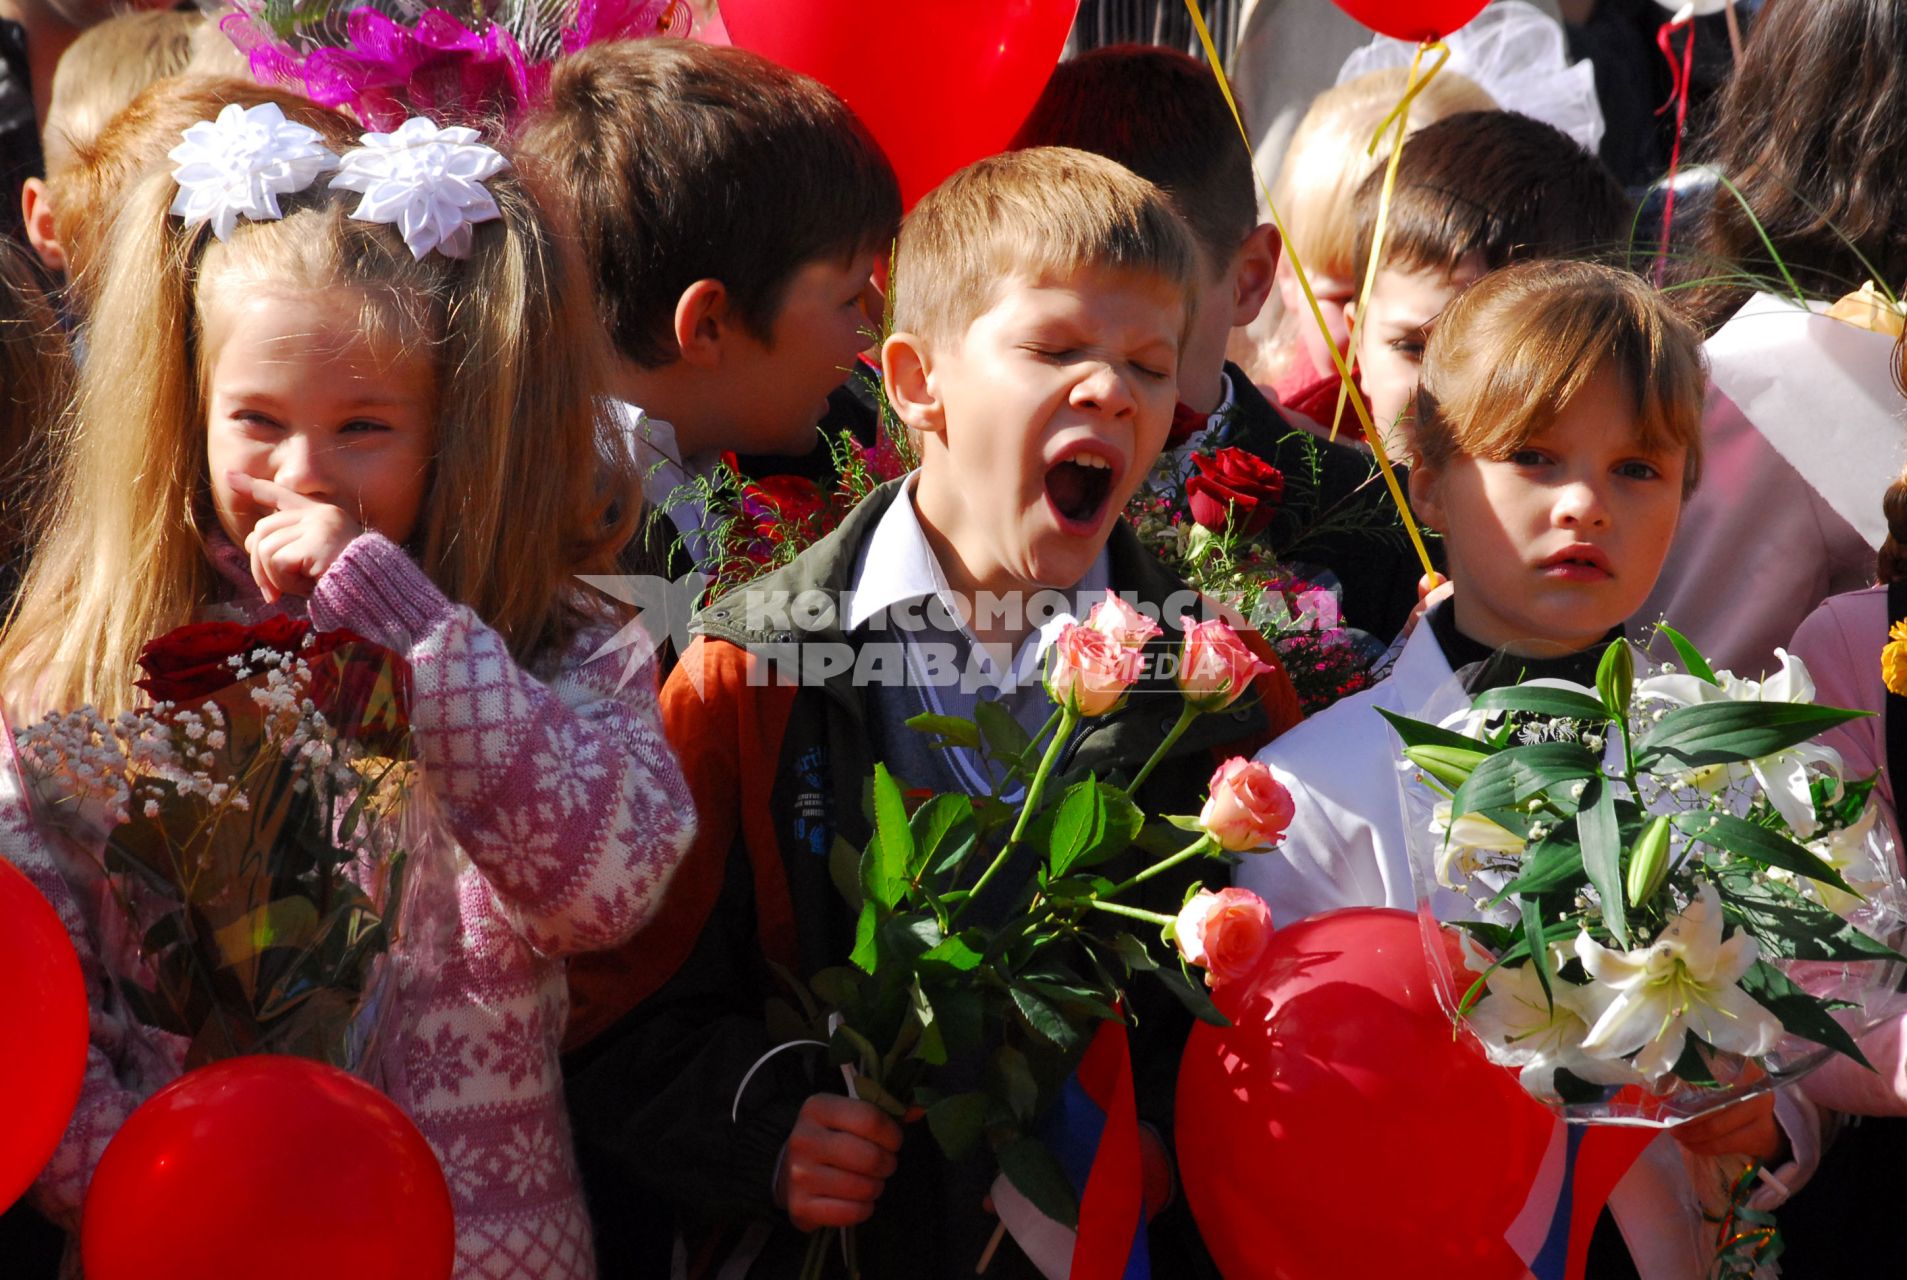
0, 122, 638, 718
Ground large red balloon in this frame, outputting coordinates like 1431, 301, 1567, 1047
0, 858, 88, 1211
82, 1056, 455, 1280
1332, 0, 1489, 42
720, 0, 1080, 207
1176, 908, 1556, 1280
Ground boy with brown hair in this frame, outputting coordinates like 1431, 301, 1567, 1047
518, 39, 901, 567
20, 5, 198, 277
1348, 109, 1634, 451
1240, 259, 1787, 1277
564, 146, 1300, 1278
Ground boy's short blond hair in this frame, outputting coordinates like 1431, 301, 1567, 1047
41, 8, 200, 178
1272, 68, 1496, 281
1415, 260, 1707, 492
893, 146, 1198, 346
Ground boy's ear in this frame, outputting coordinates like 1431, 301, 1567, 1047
1229, 223, 1278, 328
20, 179, 64, 275
1407, 461, 1445, 533
671, 279, 730, 368
881, 331, 944, 436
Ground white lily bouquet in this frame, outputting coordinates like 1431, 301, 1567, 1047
1386, 626, 1907, 1111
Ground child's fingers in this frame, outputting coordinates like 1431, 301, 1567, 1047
256, 527, 319, 598
227, 471, 318, 513
243, 510, 302, 557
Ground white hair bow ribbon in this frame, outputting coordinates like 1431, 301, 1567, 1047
168, 102, 341, 241
330, 117, 510, 260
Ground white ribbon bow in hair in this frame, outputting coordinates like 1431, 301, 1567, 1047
330, 118, 510, 261
168, 103, 341, 241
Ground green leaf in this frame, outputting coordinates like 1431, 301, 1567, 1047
865, 764, 914, 910
905, 712, 981, 750
921, 981, 984, 1059
1505, 832, 1586, 897
1739, 960, 1873, 1069
1470, 686, 1612, 724
910, 794, 977, 881
919, 932, 985, 974
1521, 896, 1554, 1009
1713, 872, 1904, 962
996, 1136, 1079, 1230
975, 700, 1032, 766
1596, 638, 1635, 723
1636, 702, 1868, 771
925, 1091, 989, 1160
1110, 931, 1160, 973
1576, 778, 1627, 947
1153, 964, 1229, 1027
1376, 707, 1496, 755
849, 900, 879, 973
1450, 743, 1603, 818
1025, 779, 1145, 877
1010, 985, 1085, 1051
1040, 778, 1103, 878
989, 1046, 1039, 1124
1676, 812, 1853, 893
1655, 623, 1718, 685
1669, 1037, 1718, 1088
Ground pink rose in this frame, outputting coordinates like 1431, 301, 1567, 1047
1176, 617, 1273, 712
1175, 887, 1274, 987
1086, 590, 1162, 652
1199, 757, 1296, 852
1045, 621, 1144, 717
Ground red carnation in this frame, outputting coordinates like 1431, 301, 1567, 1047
1186, 447, 1285, 537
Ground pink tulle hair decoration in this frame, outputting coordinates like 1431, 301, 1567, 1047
221, 0, 692, 131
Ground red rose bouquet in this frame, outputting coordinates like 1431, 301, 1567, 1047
13, 618, 434, 1078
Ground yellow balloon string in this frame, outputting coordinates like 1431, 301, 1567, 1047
1179, 0, 1436, 580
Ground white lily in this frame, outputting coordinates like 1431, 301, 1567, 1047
1465, 954, 1645, 1100
1575, 882, 1783, 1079
1431, 800, 1527, 890
1796, 800, 1884, 918
1636, 648, 1843, 838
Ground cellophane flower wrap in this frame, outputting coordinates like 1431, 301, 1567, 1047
775, 602, 1288, 1279
11, 618, 446, 1083
1388, 624, 1907, 1119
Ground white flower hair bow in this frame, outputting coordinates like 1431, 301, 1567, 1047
330, 117, 510, 261
168, 103, 341, 242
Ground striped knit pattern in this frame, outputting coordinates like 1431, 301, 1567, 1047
3, 533, 695, 1279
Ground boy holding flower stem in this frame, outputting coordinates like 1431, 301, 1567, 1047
564, 148, 1302, 1278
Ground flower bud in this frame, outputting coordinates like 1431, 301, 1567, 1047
1174, 887, 1274, 988
1176, 617, 1272, 713
1625, 815, 1674, 907
1044, 621, 1143, 718
1199, 757, 1296, 852
1405, 744, 1489, 790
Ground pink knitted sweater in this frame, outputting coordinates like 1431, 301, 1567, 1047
2, 533, 696, 1278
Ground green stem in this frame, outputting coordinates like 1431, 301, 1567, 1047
1124, 700, 1201, 798
1100, 832, 1220, 901
1087, 899, 1177, 927
954, 707, 1077, 924
799, 1227, 832, 1280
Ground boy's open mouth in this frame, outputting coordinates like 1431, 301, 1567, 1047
1044, 453, 1115, 530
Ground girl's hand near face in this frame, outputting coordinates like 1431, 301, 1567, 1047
230, 472, 364, 603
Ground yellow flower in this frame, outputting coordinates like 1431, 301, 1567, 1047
1884, 620, 1907, 699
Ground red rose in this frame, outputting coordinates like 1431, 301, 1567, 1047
136, 618, 370, 705
1186, 447, 1285, 537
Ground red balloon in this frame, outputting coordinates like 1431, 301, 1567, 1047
82, 1056, 454, 1280
1176, 908, 1556, 1280
1332, 0, 1489, 42
0, 858, 88, 1211
721, 0, 1080, 207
